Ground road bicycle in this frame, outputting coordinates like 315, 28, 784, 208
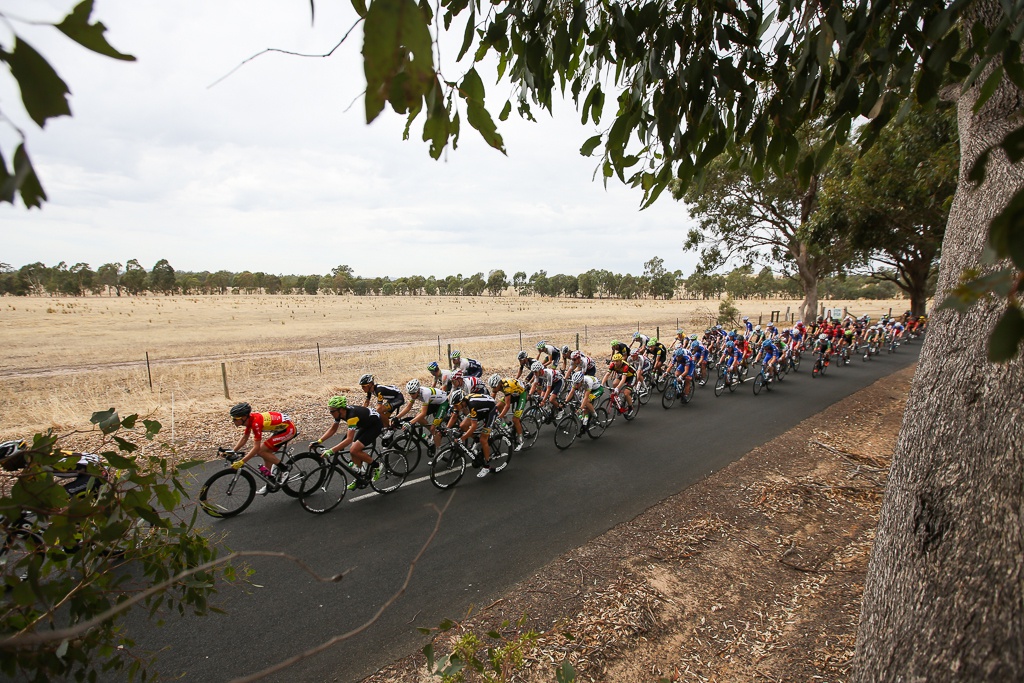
607, 387, 639, 422
662, 373, 695, 408
298, 443, 410, 514
387, 421, 441, 475
713, 366, 740, 397
752, 362, 781, 395
635, 375, 653, 405
198, 442, 321, 518
553, 398, 611, 449
788, 348, 802, 372
650, 365, 670, 392
492, 413, 540, 452
811, 351, 830, 378
428, 427, 512, 490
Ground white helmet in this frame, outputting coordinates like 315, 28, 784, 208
754, 325, 762, 332
819, 333, 828, 340
406, 379, 420, 395
571, 350, 581, 360
530, 361, 545, 373
571, 371, 585, 384
487, 373, 503, 389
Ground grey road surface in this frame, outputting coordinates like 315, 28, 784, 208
132, 343, 920, 682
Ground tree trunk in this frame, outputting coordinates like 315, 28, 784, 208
793, 244, 819, 323
853, 8, 1024, 679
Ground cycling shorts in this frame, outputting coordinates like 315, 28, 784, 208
264, 422, 297, 451
549, 378, 564, 395
430, 402, 451, 427
588, 386, 604, 401
353, 421, 382, 448
379, 396, 405, 412
509, 392, 528, 418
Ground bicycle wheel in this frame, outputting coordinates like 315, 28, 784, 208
662, 381, 677, 408
199, 469, 256, 518
697, 367, 709, 387
656, 372, 668, 392
487, 435, 513, 473
636, 380, 652, 405
553, 415, 578, 450
384, 434, 421, 475
624, 394, 639, 421
586, 407, 609, 439
680, 379, 695, 404
280, 453, 321, 498
429, 446, 466, 489
752, 373, 765, 395
372, 451, 408, 494
299, 464, 348, 514
714, 374, 726, 397
518, 411, 541, 450
792, 353, 801, 371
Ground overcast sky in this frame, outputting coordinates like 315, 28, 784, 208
0, 0, 699, 280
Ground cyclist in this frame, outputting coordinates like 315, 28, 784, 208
565, 370, 603, 427
314, 396, 384, 489
720, 340, 743, 385
488, 373, 529, 451
449, 349, 484, 377
529, 361, 565, 421
755, 339, 780, 381
749, 325, 764, 347
536, 341, 561, 369
451, 369, 487, 396
515, 350, 538, 380
605, 353, 636, 413
568, 349, 598, 377
813, 332, 833, 367
428, 361, 455, 390
394, 379, 449, 457
671, 346, 696, 397
229, 403, 296, 491
359, 374, 405, 435
645, 338, 669, 374
688, 339, 709, 380
630, 331, 651, 353
610, 339, 631, 360
742, 316, 753, 338
446, 389, 498, 478
0, 440, 109, 497
558, 345, 574, 373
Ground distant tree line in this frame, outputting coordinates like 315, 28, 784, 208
0, 257, 905, 301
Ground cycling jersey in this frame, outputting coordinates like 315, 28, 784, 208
761, 344, 778, 359
611, 342, 631, 358
690, 344, 708, 362
498, 379, 529, 417
633, 334, 650, 350
245, 412, 292, 441
457, 357, 484, 377
538, 344, 561, 363
465, 395, 498, 431
500, 378, 527, 396
608, 361, 637, 381
570, 354, 598, 376
535, 368, 564, 391
370, 385, 405, 409
412, 386, 448, 406
673, 353, 695, 375
432, 369, 454, 387
337, 406, 383, 445
645, 342, 668, 360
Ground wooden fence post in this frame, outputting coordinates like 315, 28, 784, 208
221, 363, 230, 399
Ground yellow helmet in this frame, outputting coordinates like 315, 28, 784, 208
612, 353, 624, 362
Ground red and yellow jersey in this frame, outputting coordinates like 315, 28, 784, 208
245, 412, 292, 442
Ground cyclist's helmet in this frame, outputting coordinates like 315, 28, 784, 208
571, 371, 585, 384
406, 379, 420, 395
487, 373, 503, 389
647, 338, 658, 347
673, 347, 687, 358
536, 341, 547, 350
358, 373, 374, 386
611, 353, 624, 362
762, 340, 773, 349
530, 361, 545, 373
517, 350, 528, 361
229, 402, 252, 418
450, 349, 461, 360
427, 361, 440, 372
451, 370, 464, 382
690, 334, 699, 341
448, 389, 465, 405
632, 331, 642, 340
728, 332, 738, 340
754, 325, 762, 331
742, 316, 749, 321
0, 439, 28, 471
611, 339, 620, 347
690, 341, 700, 350
676, 329, 685, 337
562, 345, 571, 354
571, 350, 581, 360
819, 333, 828, 340
725, 340, 735, 349
327, 395, 347, 409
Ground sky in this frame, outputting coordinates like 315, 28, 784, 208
0, 0, 700, 280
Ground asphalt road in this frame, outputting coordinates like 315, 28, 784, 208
131, 343, 920, 682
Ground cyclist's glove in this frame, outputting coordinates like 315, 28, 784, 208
322, 448, 334, 458
309, 440, 321, 450
231, 459, 245, 470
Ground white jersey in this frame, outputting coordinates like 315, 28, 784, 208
413, 387, 448, 406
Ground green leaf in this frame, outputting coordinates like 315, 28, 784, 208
351, 0, 368, 18
2, 37, 72, 127
56, 0, 135, 61
362, 0, 435, 123
174, 459, 206, 471
112, 436, 139, 454
143, 419, 162, 437
120, 414, 138, 429
555, 660, 577, 683
103, 451, 135, 469
988, 305, 1024, 362
1, 144, 47, 208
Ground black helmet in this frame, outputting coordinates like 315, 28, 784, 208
0, 439, 28, 471
229, 402, 252, 418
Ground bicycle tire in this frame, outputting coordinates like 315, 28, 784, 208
680, 379, 695, 404
697, 367, 708, 387
636, 380, 652, 405
624, 395, 639, 421
487, 435, 512, 473
713, 375, 726, 397
429, 446, 466, 489
586, 407, 609, 439
372, 451, 408, 494
553, 415, 578, 450
792, 354, 801, 371
752, 373, 765, 395
662, 381, 677, 408
518, 411, 541, 450
656, 372, 668, 392
384, 434, 421, 475
199, 469, 256, 518
280, 453, 321, 498
299, 464, 348, 514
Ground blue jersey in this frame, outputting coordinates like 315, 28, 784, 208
760, 343, 778, 359
674, 353, 695, 373
691, 344, 708, 362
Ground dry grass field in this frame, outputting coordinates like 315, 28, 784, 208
0, 294, 909, 450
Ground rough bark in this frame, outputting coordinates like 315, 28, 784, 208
853, 4, 1024, 678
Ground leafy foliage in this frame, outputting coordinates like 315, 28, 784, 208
0, 414, 225, 682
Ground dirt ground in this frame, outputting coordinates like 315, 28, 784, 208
362, 366, 914, 683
